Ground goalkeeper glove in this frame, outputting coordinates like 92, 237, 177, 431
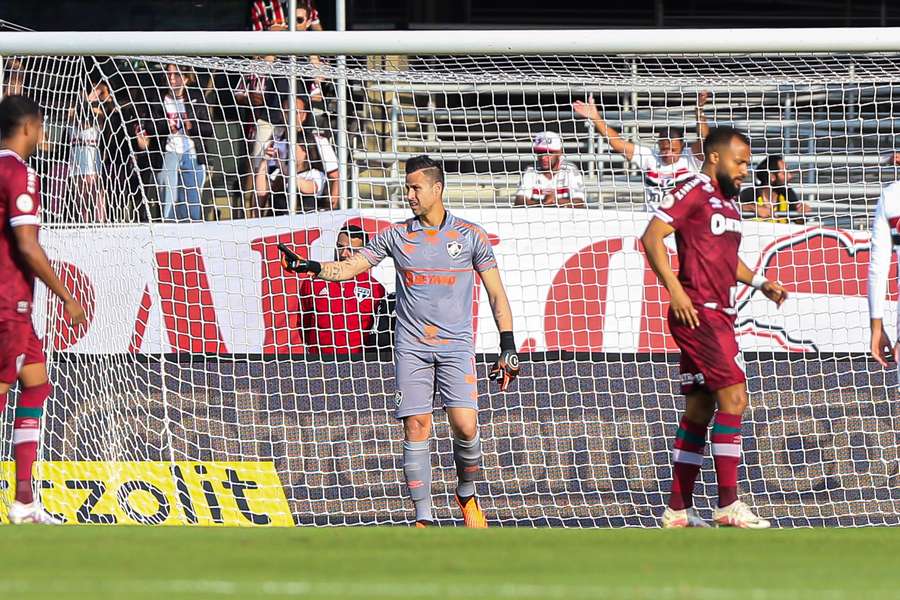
278, 242, 321, 275
489, 331, 519, 392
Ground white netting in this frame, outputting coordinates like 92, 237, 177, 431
3, 27, 900, 526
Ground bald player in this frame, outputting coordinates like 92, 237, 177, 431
641, 126, 787, 529
280, 155, 519, 527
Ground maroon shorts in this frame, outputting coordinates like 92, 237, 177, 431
668, 306, 745, 394
0, 320, 45, 385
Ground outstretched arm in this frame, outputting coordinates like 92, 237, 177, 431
279, 243, 372, 281
690, 90, 710, 157
573, 94, 636, 162
317, 254, 372, 281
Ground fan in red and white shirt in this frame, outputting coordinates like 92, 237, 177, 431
514, 131, 586, 208
574, 91, 710, 210
297, 225, 386, 354
250, 0, 321, 31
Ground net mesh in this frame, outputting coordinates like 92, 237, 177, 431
3, 24, 900, 525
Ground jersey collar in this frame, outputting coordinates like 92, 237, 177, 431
0, 148, 26, 164
409, 210, 452, 232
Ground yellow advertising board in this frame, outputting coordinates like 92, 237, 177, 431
0, 461, 292, 526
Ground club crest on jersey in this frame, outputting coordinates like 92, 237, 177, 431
15, 193, 34, 213
446, 241, 463, 259
354, 285, 372, 300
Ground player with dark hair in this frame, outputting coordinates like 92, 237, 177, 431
295, 224, 385, 354
280, 155, 519, 527
641, 126, 787, 528
738, 154, 810, 223
0, 95, 87, 524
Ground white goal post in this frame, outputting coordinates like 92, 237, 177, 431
1, 27, 899, 527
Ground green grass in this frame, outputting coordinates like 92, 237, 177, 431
0, 527, 898, 599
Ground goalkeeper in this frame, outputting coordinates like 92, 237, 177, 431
280, 155, 518, 527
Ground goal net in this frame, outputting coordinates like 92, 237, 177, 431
3, 25, 899, 526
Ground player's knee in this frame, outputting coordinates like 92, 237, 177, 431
403, 414, 432, 441
449, 420, 478, 441
684, 393, 716, 425
716, 385, 747, 415
19, 381, 51, 409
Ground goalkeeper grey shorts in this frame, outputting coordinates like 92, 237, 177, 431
393, 349, 478, 419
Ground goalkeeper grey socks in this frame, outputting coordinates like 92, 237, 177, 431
453, 432, 482, 499
403, 439, 433, 523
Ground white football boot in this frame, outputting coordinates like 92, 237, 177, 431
8, 501, 62, 525
661, 506, 711, 528
713, 500, 771, 529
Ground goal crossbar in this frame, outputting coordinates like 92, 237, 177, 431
2, 28, 900, 56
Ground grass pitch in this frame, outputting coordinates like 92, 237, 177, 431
0, 526, 898, 599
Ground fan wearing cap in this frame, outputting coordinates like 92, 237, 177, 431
514, 131, 586, 208
573, 91, 710, 210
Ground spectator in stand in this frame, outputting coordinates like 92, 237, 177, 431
254, 93, 338, 214
67, 95, 105, 223
573, 91, 710, 209
234, 57, 289, 218
250, 0, 325, 99
99, 76, 152, 223
514, 131, 586, 207
739, 154, 811, 223
152, 63, 213, 222
2, 58, 25, 97
298, 224, 386, 354
250, 0, 323, 32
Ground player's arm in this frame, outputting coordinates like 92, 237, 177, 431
12, 225, 86, 325
868, 190, 896, 366
736, 258, 788, 308
690, 90, 710, 158
572, 94, 635, 162
278, 243, 371, 281
640, 217, 699, 328
479, 267, 519, 391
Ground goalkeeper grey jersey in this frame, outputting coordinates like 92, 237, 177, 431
360, 211, 497, 352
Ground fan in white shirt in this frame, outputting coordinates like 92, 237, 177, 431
573, 91, 710, 209
514, 131, 586, 208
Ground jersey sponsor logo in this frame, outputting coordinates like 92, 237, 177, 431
710, 213, 742, 236
446, 241, 463, 259
354, 285, 372, 300
15, 193, 34, 213
403, 272, 457, 287
0, 461, 291, 526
